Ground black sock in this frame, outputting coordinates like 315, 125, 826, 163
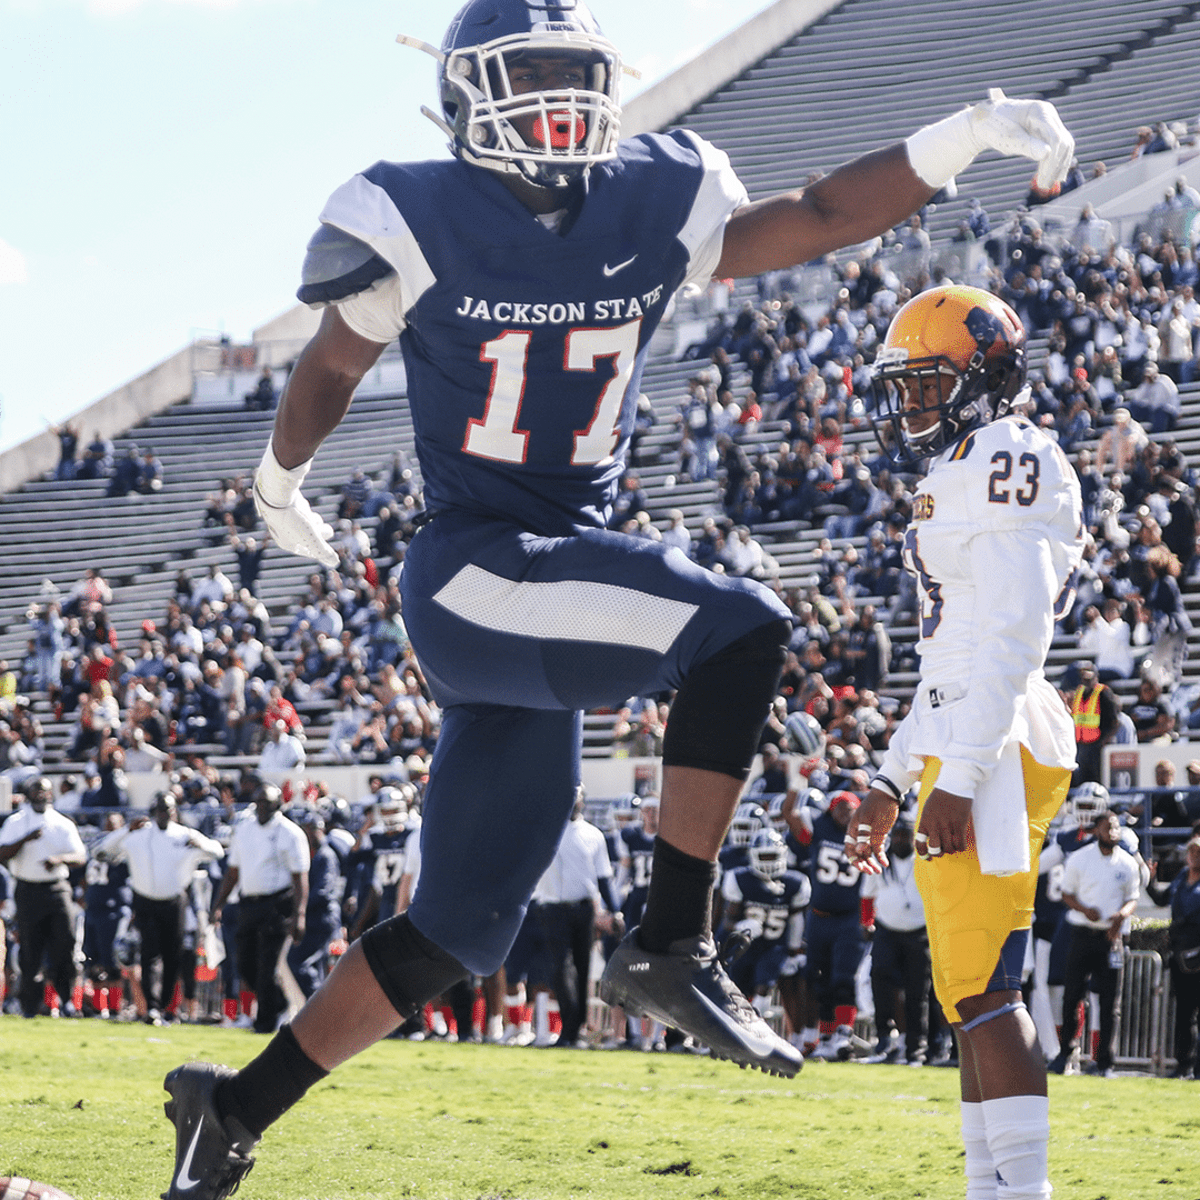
635, 838, 718, 952
216, 1023, 329, 1138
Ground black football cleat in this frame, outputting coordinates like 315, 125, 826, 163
599, 929, 803, 1078
162, 1063, 258, 1200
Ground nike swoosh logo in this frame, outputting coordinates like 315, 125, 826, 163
603, 254, 638, 277
176, 1122, 204, 1191
692, 988, 781, 1057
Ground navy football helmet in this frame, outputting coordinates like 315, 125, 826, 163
870, 284, 1028, 470
1069, 781, 1109, 827
748, 828, 789, 880
400, 0, 623, 188
728, 802, 769, 847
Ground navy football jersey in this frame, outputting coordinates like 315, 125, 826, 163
721, 867, 810, 945
807, 811, 862, 915
306, 131, 743, 536
620, 825, 655, 894
1033, 842, 1066, 939
84, 856, 131, 913
365, 827, 413, 924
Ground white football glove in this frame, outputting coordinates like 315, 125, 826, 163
906, 87, 1074, 194
253, 443, 339, 568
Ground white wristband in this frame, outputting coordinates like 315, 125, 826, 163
256, 442, 314, 508
904, 106, 981, 190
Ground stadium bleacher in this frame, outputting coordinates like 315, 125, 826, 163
3, 0, 1200, 781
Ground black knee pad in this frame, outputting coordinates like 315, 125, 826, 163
663, 618, 791, 780
360, 912, 470, 1019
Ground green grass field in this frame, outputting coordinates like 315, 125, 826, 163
2, 1020, 1197, 1200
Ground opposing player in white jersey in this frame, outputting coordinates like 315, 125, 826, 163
847, 285, 1084, 1200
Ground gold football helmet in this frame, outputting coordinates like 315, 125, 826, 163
870, 284, 1027, 468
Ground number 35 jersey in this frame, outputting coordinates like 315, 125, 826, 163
299, 131, 745, 537
880, 415, 1083, 800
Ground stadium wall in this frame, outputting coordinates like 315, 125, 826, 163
620, 0, 843, 137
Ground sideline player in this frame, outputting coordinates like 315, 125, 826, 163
847, 285, 1083, 1200
161, 3, 1075, 1196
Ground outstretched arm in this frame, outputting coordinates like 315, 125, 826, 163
716, 90, 1073, 279
716, 144, 933, 279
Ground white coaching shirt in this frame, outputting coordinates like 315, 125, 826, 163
533, 816, 613, 905
227, 811, 310, 897
0, 805, 86, 883
1061, 841, 1140, 930
96, 820, 224, 900
861, 851, 926, 932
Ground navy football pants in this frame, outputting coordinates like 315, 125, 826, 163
399, 513, 789, 975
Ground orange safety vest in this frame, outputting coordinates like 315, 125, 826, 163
1072, 685, 1103, 743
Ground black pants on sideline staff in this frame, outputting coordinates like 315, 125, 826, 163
536, 898, 595, 1046
870, 923, 931, 1063
236, 889, 293, 1034
132, 891, 185, 1014
16, 879, 77, 1017
1059, 926, 1121, 1070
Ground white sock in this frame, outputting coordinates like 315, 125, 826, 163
962, 1101, 998, 1200
534, 992, 550, 1041
981, 1095, 1051, 1198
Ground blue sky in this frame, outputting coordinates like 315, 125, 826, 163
0, 0, 776, 455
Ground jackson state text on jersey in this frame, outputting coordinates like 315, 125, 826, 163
305, 131, 744, 536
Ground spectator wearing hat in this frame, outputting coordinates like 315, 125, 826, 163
1096, 409, 1149, 477
1127, 363, 1180, 433
260, 719, 306, 773
106, 445, 143, 497
94, 793, 224, 1023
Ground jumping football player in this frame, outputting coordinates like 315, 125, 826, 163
161, 2, 1074, 1196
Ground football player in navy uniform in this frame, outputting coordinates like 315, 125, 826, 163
160, 3, 1075, 1194
618, 792, 657, 932
719, 829, 810, 1019
347, 789, 416, 939
81, 814, 133, 1018
796, 790, 869, 1059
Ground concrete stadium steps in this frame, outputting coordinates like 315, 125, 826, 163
677, 0, 1200, 242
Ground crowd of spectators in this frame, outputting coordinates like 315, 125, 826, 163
3, 133, 1200, 1058
48, 423, 164, 496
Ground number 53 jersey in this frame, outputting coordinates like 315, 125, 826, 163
883, 415, 1084, 801
300, 130, 746, 537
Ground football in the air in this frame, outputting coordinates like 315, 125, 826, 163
0, 1180, 76, 1200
